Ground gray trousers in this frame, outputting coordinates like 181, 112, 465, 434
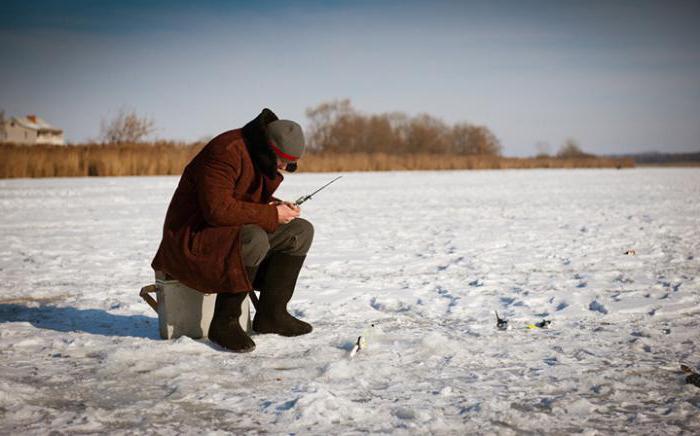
239, 218, 314, 267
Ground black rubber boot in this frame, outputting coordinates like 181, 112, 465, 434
253, 253, 312, 336
208, 292, 256, 352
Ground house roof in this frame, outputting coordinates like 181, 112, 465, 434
12, 115, 63, 133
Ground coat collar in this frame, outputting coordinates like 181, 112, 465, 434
241, 108, 280, 179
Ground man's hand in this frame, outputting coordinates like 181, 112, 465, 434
274, 202, 300, 224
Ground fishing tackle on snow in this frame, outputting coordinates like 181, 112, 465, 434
349, 336, 367, 358
528, 319, 552, 329
681, 364, 700, 388
495, 311, 510, 331
349, 323, 376, 358
495, 311, 552, 331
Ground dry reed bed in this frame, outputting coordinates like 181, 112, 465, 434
300, 153, 634, 172
0, 143, 634, 178
0, 143, 203, 178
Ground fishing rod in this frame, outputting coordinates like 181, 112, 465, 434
294, 176, 343, 205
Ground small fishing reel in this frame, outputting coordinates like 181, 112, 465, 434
495, 311, 510, 331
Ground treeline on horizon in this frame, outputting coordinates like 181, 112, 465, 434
619, 151, 700, 165
305, 99, 503, 155
0, 100, 636, 178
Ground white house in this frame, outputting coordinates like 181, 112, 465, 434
0, 114, 65, 145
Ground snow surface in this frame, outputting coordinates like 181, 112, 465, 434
1, 168, 699, 434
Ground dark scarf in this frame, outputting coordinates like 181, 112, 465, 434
241, 108, 279, 179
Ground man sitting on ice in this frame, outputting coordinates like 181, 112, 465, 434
151, 108, 314, 352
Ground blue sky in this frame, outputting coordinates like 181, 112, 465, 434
1, 0, 699, 155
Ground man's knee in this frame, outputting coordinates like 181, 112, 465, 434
239, 225, 270, 266
285, 218, 314, 255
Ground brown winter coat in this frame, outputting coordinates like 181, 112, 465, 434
151, 109, 284, 293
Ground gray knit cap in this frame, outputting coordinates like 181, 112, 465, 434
266, 119, 305, 161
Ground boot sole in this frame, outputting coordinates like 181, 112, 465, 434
209, 336, 256, 353
214, 342, 256, 353
253, 326, 312, 337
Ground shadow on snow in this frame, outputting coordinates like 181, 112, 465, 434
0, 304, 160, 339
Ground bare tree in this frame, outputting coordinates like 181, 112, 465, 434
364, 114, 394, 153
556, 138, 588, 158
100, 108, 156, 144
404, 114, 449, 154
305, 99, 354, 152
449, 122, 502, 156
304, 99, 502, 156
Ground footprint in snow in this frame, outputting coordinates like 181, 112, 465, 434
543, 357, 558, 366
369, 297, 411, 313
500, 296, 524, 307
588, 300, 608, 315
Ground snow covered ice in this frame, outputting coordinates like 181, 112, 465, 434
1, 168, 699, 434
